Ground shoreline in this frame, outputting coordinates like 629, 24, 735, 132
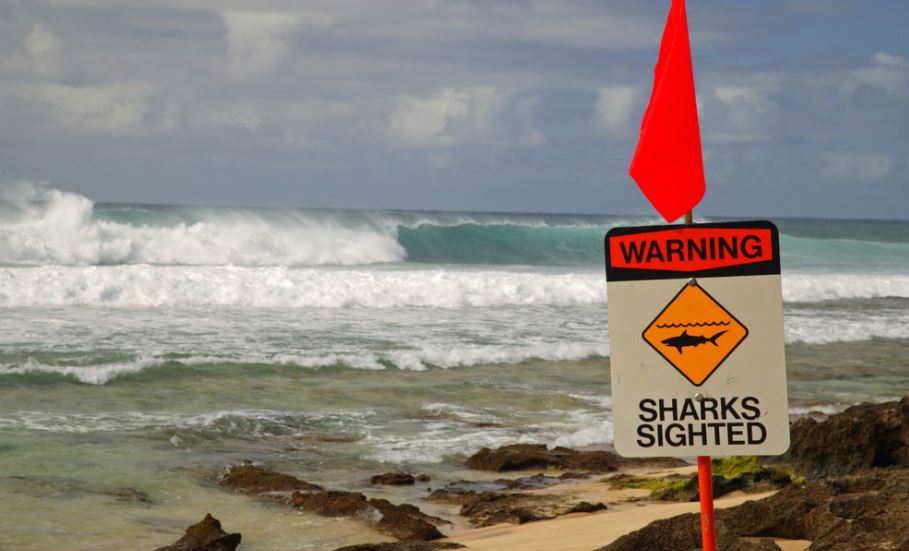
439, 468, 808, 551
153, 391, 909, 551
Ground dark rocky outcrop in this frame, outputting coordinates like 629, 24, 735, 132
597, 468, 909, 551
775, 397, 909, 480
332, 543, 465, 551
289, 491, 446, 541
426, 473, 585, 505
154, 514, 241, 551
725, 539, 782, 551
458, 492, 599, 527
464, 444, 684, 473
219, 465, 446, 541
427, 477, 605, 527
564, 500, 609, 514
427, 489, 606, 527
371, 471, 417, 486
220, 464, 323, 494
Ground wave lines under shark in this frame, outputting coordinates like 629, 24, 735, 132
655, 321, 731, 329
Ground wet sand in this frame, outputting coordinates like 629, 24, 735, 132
444, 467, 810, 551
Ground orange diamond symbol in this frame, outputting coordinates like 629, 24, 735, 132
642, 282, 748, 386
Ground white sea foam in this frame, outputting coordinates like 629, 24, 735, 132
785, 315, 909, 344
0, 265, 606, 308
783, 272, 909, 302
0, 342, 612, 385
0, 408, 374, 434
552, 425, 613, 448
787, 404, 843, 416
0, 356, 156, 385
0, 265, 907, 309
366, 409, 615, 464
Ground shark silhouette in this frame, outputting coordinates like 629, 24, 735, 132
661, 329, 727, 354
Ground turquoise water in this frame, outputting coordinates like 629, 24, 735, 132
0, 186, 907, 549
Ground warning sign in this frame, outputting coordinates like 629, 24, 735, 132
605, 221, 789, 458
642, 282, 748, 386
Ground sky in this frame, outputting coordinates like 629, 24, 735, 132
0, 0, 907, 219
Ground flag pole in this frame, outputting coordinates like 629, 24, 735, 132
684, 209, 716, 551
697, 455, 716, 551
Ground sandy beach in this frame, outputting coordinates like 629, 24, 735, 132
444, 472, 808, 551
450, 492, 790, 551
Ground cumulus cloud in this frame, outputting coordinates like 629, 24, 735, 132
24, 23, 62, 79
387, 87, 543, 150
701, 85, 782, 143
27, 82, 152, 136
592, 86, 638, 138
220, 11, 303, 81
851, 52, 909, 99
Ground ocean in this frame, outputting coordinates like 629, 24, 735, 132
0, 187, 907, 549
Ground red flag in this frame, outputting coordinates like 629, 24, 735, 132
629, 0, 705, 223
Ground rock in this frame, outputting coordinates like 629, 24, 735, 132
332, 543, 465, 551
465, 444, 619, 472
725, 539, 782, 551
464, 444, 685, 473
219, 465, 447, 541
154, 513, 241, 551
597, 468, 909, 551
371, 471, 417, 486
289, 489, 371, 517
565, 501, 608, 514
106, 486, 152, 504
426, 473, 580, 505
287, 490, 446, 541
425, 472, 605, 527
776, 397, 909, 479
415, 474, 431, 483
369, 499, 447, 542
454, 492, 607, 527
220, 464, 323, 494
458, 493, 565, 526
595, 512, 702, 551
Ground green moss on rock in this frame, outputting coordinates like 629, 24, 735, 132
605, 457, 804, 503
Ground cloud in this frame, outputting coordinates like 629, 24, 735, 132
0, 0, 907, 216
701, 85, 782, 144
696, 51, 909, 145
189, 101, 264, 132
220, 11, 306, 81
851, 52, 909, 99
592, 86, 638, 138
820, 151, 895, 181
24, 23, 62, 79
387, 87, 543, 150
26, 82, 152, 136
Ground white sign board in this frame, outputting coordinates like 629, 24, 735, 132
605, 221, 789, 457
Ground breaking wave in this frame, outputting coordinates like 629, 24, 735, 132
3, 184, 906, 269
